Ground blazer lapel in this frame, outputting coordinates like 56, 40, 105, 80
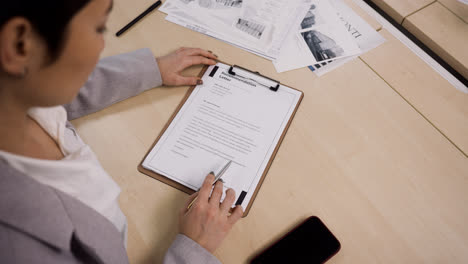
0, 159, 128, 264
55, 191, 129, 264
0, 159, 74, 251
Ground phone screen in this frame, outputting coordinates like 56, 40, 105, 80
250, 216, 341, 264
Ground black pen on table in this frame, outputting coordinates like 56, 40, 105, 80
115, 1, 162, 37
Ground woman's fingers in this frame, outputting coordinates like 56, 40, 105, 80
183, 48, 218, 60
180, 55, 217, 70
198, 173, 215, 201
157, 47, 218, 86
228, 205, 244, 225
178, 171, 243, 253
209, 181, 224, 206
220, 188, 236, 212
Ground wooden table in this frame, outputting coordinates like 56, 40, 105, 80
72, 0, 468, 263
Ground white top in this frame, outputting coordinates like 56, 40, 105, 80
0, 106, 128, 245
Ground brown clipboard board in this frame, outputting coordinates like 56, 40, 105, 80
138, 62, 304, 217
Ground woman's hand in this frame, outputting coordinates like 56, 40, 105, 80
179, 173, 244, 253
156, 47, 218, 86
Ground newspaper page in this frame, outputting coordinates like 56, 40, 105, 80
237, 0, 305, 56
160, 0, 304, 60
161, 0, 276, 59
162, 1, 277, 59
165, 14, 276, 60
273, 0, 361, 73
160, 0, 243, 35
308, 0, 386, 76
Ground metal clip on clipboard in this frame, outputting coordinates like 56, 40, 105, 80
228, 65, 280, 92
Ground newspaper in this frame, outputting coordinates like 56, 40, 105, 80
159, 0, 385, 76
308, 0, 386, 76
273, 0, 361, 73
165, 14, 276, 60
160, 0, 304, 60
238, 0, 305, 57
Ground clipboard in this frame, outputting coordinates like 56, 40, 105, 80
138, 62, 304, 217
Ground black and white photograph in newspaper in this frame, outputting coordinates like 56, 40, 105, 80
309, 0, 386, 76
301, 3, 326, 29
300, 29, 344, 62
235, 18, 267, 39
274, 0, 361, 72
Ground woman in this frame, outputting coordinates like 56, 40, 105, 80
0, 0, 243, 263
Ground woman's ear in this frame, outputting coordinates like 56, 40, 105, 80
0, 17, 36, 77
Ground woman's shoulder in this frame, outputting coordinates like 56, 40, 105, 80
0, 160, 128, 264
0, 159, 76, 262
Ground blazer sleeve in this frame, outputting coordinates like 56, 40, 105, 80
163, 234, 221, 264
64, 48, 163, 120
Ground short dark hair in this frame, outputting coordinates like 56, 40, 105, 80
1, 0, 91, 60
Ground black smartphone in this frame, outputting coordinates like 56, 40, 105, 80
250, 216, 341, 264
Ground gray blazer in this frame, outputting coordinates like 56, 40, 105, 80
0, 49, 220, 264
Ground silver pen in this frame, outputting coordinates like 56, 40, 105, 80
187, 160, 232, 210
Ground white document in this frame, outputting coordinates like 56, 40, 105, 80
164, 15, 276, 60
273, 0, 361, 73
142, 63, 302, 209
237, 0, 305, 56
160, 0, 305, 60
308, 0, 386, 76
161, 0, 275, 59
